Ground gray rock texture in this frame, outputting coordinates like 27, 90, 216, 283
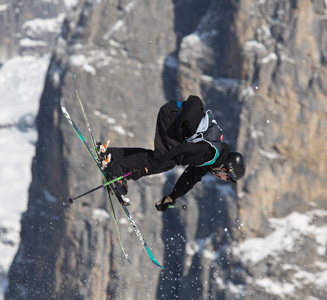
0, 0, 69, 61
5, 0, 327, 299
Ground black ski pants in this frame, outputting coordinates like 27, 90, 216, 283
106, 100, 181, 178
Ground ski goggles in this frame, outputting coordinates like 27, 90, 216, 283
211, 169, 228, 177
210, 168, 237, 186
210, 168, 229, 179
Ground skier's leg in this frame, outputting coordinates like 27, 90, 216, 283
108, 147, 153, 161
153, 100, 181, 158
105, 151, 151, 179
97, 139, 154, 161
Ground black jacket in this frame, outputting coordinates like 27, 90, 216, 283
147, 96, 230, 200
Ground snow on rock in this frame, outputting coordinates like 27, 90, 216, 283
255, 277, 295, 296
93, 110, 135, 137
201, 75, 240, 89
243, 40, 267, 55
233, 210, 327, 265
261, 52, 278, 64
0, 4, 8, 12
179, 30, 218, 63
20, 39, 47, 48
0, 55, 50, 125
0, 54, 50, 300
232, 209, 327, 298
92, 209, 110, 223
69, 54, 96, 75
103, 0, 141, 41
21, 14, 65, 38
258, 148, 280, 160
63, 0, 79, 9
94, 110, 116, 124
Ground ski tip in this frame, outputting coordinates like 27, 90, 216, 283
145, 246, 165, 269
68, 197, 73, 204
60, 98, 65, 107
74, 73, 77, 80
125, 254, 133, 265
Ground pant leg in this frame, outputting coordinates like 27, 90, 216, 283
153, 100, 182, 157
107, 147, 153, 161
106, 101, 181, 178
105, 148, 154, 177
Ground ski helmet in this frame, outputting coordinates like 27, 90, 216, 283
224, 152, 246, 185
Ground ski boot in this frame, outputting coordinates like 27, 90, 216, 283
104, 169, 130, 206
112, 177, 130, 206
96, 140, 110, 159
96, 140, 111, 169
101, 154, 111, 170
114, 177, 129, 196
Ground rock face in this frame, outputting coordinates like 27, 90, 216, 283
0, 0, 68, 62
5, 0, 327, 300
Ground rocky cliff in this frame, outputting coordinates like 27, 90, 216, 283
0, 0, 70, 62
5, 0, 327, 299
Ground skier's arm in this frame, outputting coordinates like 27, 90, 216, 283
169, 166, 208, 201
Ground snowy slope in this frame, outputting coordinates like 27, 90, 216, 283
0, 55, 50, 299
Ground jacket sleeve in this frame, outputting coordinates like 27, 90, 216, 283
169, 166, 208, 200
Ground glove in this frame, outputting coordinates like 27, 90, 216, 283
129, 168, 147, 181
155, 196, 175, 212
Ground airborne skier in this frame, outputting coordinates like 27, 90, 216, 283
98, 95, 246, 212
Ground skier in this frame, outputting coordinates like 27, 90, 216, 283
97, 95, 246, 212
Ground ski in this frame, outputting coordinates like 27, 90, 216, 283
60, 98, 132, 264
71, 84, 164, 269
61, 96, 164, 269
